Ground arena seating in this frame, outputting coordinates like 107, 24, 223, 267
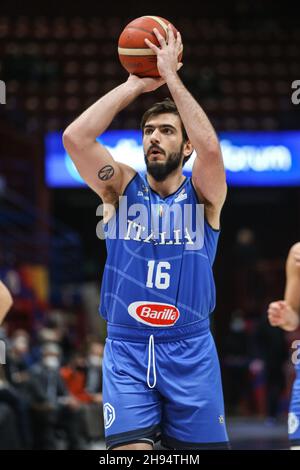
1, 14, 299, 132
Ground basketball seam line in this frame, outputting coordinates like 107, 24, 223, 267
143, 16, 168, 34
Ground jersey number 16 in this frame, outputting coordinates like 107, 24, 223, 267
146, 260, 171, 290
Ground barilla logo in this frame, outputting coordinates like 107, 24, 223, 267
128, 301, 180, 327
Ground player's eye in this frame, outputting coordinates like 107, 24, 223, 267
144, 128, 153, 135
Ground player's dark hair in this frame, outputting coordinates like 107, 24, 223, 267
140, 98, 192, 166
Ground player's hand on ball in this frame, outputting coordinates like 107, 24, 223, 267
127, 73, 166, 93
144, 24, 183, 80
268, 300, 299, 330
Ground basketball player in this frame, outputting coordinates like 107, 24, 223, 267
63, 26, 229, 450
0, 281, 13, 325
268, 243, 300, 449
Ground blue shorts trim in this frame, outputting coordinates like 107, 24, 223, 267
106, 424, 160, 449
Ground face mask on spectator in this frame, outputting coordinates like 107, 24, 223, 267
43, 356, 60, 369
13, 336, 29, 354
88, 355, 102, 368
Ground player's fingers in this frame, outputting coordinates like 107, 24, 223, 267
268, 301, 282, 309
268, 306, 282, 316
268, 311, 282, 322
268, 315, 277, 323
268, 310, 281, 319
167, 24, 176, 43
144, 38, 160, 53
176, 30, 182, 47
153, 28, 166, 46
269, 318, 280, 326
166, 24, 171, 41
268, 312, 279, 321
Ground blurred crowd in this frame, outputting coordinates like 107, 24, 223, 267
220, 228, 298, 420
221, 308, 293, 419
0, 310, 104, 450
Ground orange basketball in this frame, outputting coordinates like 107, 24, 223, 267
118, 16, 183, 78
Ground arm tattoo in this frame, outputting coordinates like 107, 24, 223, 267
98, 165, 114, 181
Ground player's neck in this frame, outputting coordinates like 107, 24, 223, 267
146, 171, 186, 198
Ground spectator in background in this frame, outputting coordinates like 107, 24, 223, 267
37, 311, 74, 364
5, 329, 33, 448
28, 342, 85, 449
61, 346, 104, 441
0, 281, 13, 325
85, 341, 103, 397
84, 341, 104, 439
60, 352, 93, 404
0, 365, 22, 449
6, 330, 31, 386
31, 310, 75, 367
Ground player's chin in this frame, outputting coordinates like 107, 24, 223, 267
147, 159, 166, 167
147, 154, 166, 162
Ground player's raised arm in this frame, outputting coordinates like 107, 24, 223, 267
62, 75, 165, 202
145, 25, 227, 229
0, 281, 13, 325
268, 243, 300, 331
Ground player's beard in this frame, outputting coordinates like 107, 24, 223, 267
145, 143, 184, 182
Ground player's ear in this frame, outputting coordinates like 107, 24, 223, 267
183, 139, 193, 157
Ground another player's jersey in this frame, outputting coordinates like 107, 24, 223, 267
99, 172, 220, 341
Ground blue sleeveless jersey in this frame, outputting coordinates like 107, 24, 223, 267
99, 173, 220, 342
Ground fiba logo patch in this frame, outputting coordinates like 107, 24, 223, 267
103, 402, 115, 429
219, 415, 225, 425
288, 412, 299, 435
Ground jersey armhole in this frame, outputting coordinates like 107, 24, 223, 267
190, 178, 221, 233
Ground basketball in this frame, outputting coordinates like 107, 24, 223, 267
118, 16, 183, 78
